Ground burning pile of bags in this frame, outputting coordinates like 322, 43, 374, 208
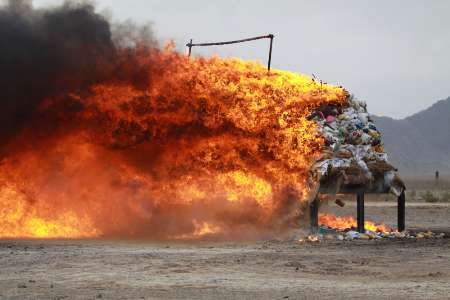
310, 96, 404, 195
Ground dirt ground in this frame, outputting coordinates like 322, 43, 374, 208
1, 202, 449, 300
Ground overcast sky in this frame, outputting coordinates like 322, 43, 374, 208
31, 0, 450, 118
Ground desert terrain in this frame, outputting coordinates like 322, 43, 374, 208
1, 178, 449, 300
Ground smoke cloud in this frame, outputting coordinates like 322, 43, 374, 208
0, 0, 155, 142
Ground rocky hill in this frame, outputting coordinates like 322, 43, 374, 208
373, 97, 450, 175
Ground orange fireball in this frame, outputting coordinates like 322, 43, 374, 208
0, 47, 348, 239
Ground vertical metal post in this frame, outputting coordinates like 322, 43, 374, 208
188, 39, 193, 57
357, 193, 365, 233
267, 34, 274, 71
398, 190, 405, 232
310, 194, 319, 233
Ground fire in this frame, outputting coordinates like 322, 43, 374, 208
217, 171, 273, 205
0, 185, 99, 238
193, 221, 222, 236
319, 213, 391, 233
0, 46, 349, 239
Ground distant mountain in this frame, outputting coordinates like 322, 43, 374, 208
373, 97, 450, 175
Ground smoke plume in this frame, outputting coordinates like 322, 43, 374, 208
0, 0, 155, 143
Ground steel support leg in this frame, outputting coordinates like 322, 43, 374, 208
357, 193, 365, 233
398, 190, 405, 232
310, 194, 319, 233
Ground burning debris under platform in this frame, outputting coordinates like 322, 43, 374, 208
300, 226, 446, 243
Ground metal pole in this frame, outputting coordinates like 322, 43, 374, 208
310, 194, 319, 233
267, 34, 274, 71
188, 39, 193, 57
357, 193, 365, 233
398, 190, 405, 232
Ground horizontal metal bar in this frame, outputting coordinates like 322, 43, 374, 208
318, 186, 390, 194
186, 34, 274, 47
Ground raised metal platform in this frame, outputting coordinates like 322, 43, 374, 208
310, 183, 406, 233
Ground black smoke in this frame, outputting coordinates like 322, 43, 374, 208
0, 0, 155, 142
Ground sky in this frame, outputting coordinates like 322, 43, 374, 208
31, 0, 450, 119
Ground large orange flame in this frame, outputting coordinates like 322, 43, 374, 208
319, 213, 391, 233
0, 47, 349, 239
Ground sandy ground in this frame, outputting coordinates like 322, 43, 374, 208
1, 202, 449, 300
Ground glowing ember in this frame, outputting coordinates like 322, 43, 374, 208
0, 47, 349, 239
319, 213, 391, 233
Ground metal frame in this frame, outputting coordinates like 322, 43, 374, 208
310, 185, 406, 233
186, 34, 275, 70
